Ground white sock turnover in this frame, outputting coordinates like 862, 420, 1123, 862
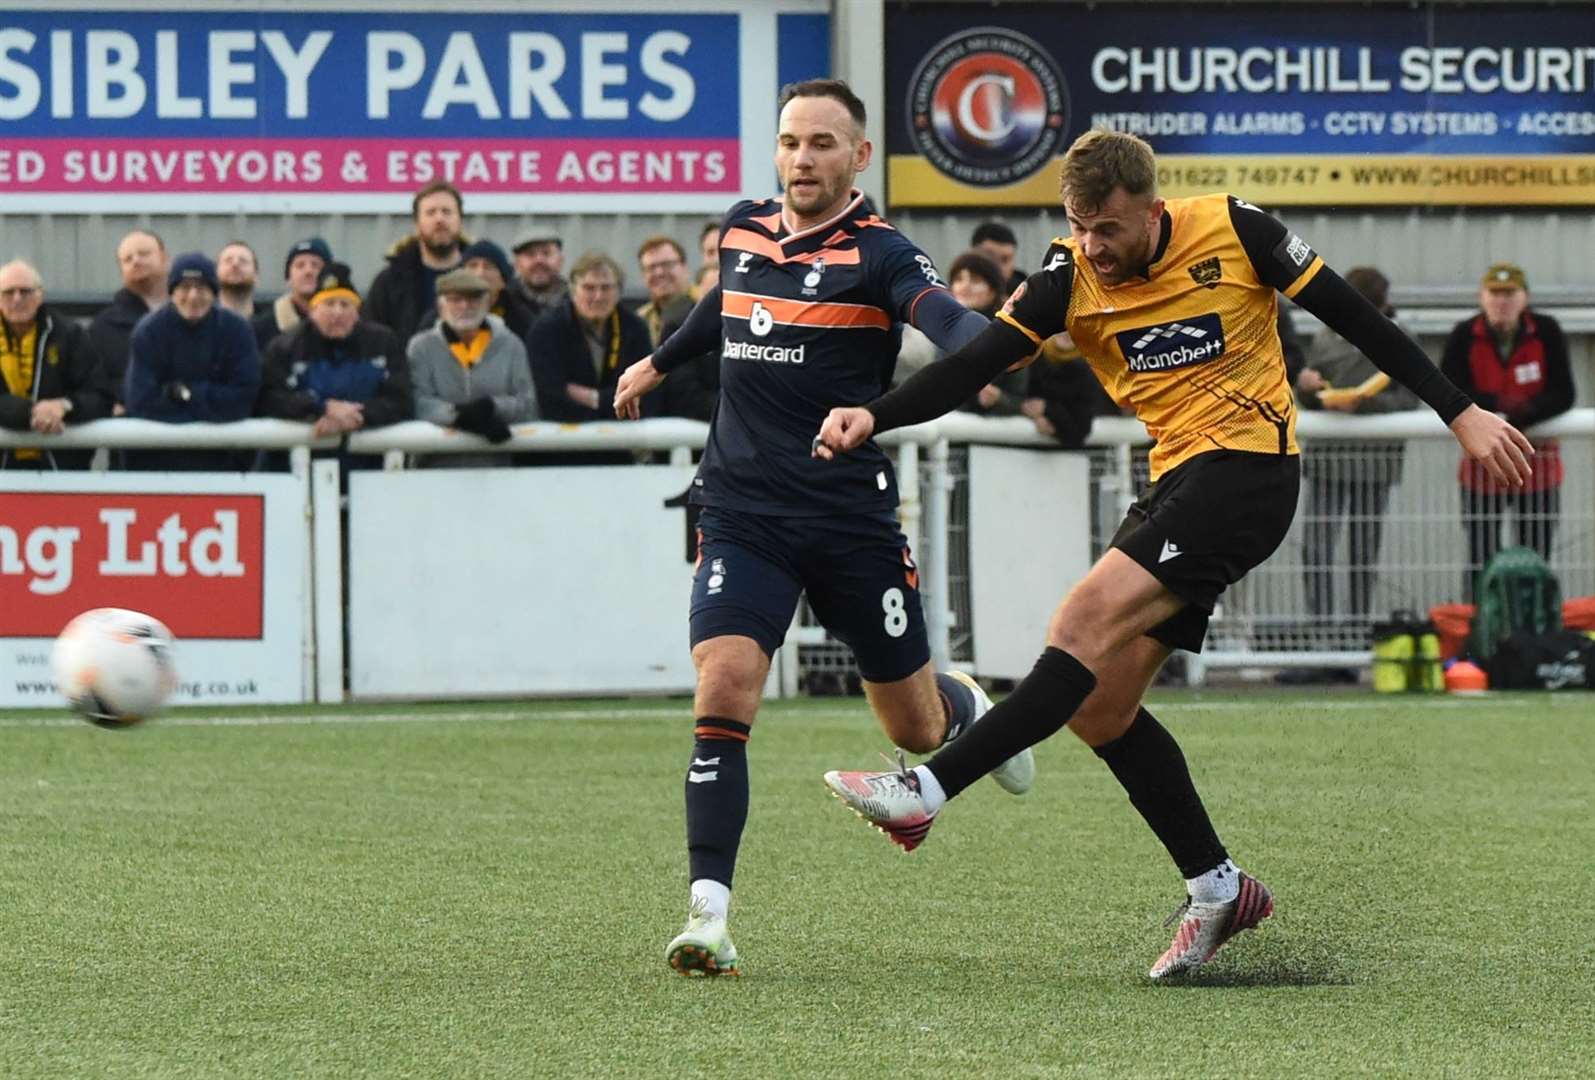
1185, 858, 1241, 905
912, 765, 947, 814
690, 879, 731, 921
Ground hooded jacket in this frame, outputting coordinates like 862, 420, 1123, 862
366, 234, 470, 345
0, 307, 117, 469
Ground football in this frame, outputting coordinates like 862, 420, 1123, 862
51, 608, 179, 728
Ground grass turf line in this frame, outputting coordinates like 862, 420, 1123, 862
1, 693, 1592, 1078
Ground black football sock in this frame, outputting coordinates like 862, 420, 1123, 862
923, 647, 1096, 800
934, 672, 978, 745
1093, 707, 1228, 879
685, 717, 751, 889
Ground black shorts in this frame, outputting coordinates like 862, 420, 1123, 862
690, 506, 930, 683
1110, 450, 1301, 653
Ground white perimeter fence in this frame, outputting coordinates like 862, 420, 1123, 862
2, 409, 1591, 701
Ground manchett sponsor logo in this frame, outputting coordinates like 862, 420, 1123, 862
722, 339, 806, 364
1115, 313, 1226, 373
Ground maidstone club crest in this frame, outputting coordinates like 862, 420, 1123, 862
1187, 257, 1221, 290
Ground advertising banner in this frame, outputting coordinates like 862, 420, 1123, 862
0, 473, 310, 707
0, 1, 828, 212
884, 3, 1595, 207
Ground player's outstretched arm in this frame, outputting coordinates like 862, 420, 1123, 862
613, 357, 665, 420
1290, 266, 1535, 487
813, 320, 1036, 458
613, 285, 724, 420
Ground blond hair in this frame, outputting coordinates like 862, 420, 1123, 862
1059, 130, 1157, 212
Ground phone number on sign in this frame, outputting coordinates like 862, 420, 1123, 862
1157, 163, 1325, 190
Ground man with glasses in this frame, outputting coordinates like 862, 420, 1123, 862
527, 251, 652, 422
0, 259, 116, 469
635, 236, 694, 348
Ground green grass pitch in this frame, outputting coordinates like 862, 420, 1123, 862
2, 692, 1592, 1078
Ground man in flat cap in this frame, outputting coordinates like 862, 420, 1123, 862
1441, 262, 1574, 596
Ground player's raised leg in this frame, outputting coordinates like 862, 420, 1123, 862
824, 549, 1180, 845
863, 664, 1034, 794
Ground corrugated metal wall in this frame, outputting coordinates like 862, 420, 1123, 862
5, 205, 1593, 300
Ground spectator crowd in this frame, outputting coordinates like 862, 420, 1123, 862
1, 190, 1119, 471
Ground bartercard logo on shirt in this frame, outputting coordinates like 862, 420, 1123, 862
722, 338, 806, 364
1115, 313, 1226, 373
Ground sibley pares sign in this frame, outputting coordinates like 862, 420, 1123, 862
0, 2, 831, 211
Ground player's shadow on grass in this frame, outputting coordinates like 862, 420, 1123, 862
1149, 940, 1352, 989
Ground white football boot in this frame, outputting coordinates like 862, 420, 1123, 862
1149, 872, 1274, 979
666, 896, 740, 977
823, 751, 939, 852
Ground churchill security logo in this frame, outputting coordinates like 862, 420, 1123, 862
1115, 313, 1226, 374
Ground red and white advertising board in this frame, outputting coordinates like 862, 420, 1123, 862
0, 472, 309, 707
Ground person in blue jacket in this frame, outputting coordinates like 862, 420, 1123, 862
124, 252, 261, 471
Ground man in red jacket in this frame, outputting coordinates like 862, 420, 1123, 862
1441, 263, 1574, 599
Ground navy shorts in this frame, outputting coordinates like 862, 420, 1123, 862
690, 506, 930, 683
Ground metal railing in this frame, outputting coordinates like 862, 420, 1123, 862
5, 409, 1591, 687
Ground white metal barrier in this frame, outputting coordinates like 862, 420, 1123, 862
3, 409, 1591, 696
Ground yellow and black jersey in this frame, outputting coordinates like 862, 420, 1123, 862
997, 193, 1324, 478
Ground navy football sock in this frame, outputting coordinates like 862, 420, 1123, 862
934, 672, 978, 745
1093, 707, 1228, 879
924, 647, 1096, 800
685, 717, 751, 889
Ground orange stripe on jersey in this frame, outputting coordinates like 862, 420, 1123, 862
694, 724, 750, 742
997, 309, 1044, 346
723, 290, 891, 330
721, 228, 862, 266
1282, 255, 1325, 299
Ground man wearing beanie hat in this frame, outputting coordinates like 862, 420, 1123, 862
258, 261, 412, 453
123, 251, 260, 470
461, 239, 536, 340
254, 237, 333, 352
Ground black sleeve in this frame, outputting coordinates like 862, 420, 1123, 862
866, 245, 1073, 434
1515, 314, 1576, 429
1290, 266, 1472, 424
1226, 195, 1323, 294
867, 320, 1042, 434
1438, 321, 1483, 405
57, 323, 116, 422
650, 286, 722, 374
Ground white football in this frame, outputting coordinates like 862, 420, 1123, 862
52, 608, 179, 728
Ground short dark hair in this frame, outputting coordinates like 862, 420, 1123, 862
970, 222, 1017, 249
699, 220, 720, 242
948, 251, 1007, 300
1059, 130, 1158, 212
777, 78, 867, 134
412, 180, 463, 219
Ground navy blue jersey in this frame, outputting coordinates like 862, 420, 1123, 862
692, 192, 955, 516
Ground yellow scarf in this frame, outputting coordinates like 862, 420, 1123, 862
0, 323, 36, 397
449, 327, 492, 368
1, 324, 40, 461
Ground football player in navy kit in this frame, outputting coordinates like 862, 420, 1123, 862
613, 79, 1033, 977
